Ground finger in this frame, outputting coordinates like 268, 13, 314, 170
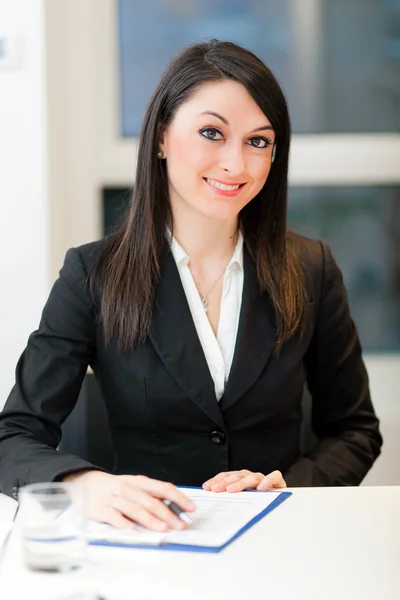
124, 476, 196, 512
108, 494, 172, 532
225, 470, 252, 484
202, 471, 233, 490
204, 470, 253, 492
256, 471, 287, 490
130, 489, 188, 530
208, 478, 239, 492
99, 506, 137, 530
207, 472, 243, 492
226, 473, 264, 492
114, 485, 187, 530
208, 470, 255, 492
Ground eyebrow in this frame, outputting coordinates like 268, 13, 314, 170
199, 111, 274, 133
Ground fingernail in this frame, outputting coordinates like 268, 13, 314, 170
210, 484, 222, 492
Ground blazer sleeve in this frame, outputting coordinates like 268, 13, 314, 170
0, 247, 103, 499
283, 241, 383, 486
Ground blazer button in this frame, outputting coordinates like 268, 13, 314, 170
209, 430, 226, 445
11, 485, 19, 500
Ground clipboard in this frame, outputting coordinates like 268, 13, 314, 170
88, 487, 292, 553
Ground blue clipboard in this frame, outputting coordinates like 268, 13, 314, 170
89, 488, 292, 553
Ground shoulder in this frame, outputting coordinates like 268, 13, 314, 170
58, 238, 111, 287
287, 231, 325, 266
65, 238, 109, 271
287, 232, 339, 302
55, 238, 110, 303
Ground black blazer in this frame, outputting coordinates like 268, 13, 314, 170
0, 235, 382, 499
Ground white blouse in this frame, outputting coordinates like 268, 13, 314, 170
169, 232, 244, 401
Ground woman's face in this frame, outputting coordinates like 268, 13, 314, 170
160, 80, 276, 222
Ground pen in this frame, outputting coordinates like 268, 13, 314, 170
162, 500, 192, 525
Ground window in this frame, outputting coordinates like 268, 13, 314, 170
288, 185, 400, 352
118, 0, 400, 136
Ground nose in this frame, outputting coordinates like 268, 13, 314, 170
220, 140, 246, 177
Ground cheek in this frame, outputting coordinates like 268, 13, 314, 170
249, 158, 271, 190
167, 134, 213, 178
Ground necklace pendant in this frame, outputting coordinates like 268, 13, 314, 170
202, 296, 208, 313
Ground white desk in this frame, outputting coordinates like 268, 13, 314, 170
0, 487, 399, 600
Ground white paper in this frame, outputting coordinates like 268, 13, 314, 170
164, 488, 282, 547
86, 489, 283, 548
86, 521, 165, 545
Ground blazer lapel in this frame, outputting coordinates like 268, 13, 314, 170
219, 250, 277, 412
148, 250, 224, 427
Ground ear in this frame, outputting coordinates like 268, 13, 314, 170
158, 122, 167, 157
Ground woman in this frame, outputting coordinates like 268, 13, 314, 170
0, 40, 382, 532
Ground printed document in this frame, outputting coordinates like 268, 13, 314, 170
87, 488, 284, 548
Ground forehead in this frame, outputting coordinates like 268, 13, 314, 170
172, 80, 271, 127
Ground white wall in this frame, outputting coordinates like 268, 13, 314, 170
0, 0, 50, 406
362, 357, 400, 486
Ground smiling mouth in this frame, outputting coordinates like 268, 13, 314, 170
204, 178, 246, 191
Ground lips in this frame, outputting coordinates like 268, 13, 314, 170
204, 177, 246, 191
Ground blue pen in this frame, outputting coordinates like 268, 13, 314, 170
162, 500, 192, 525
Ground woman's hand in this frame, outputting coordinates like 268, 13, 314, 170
63, 470, 196, 531
202, 470, 287, 492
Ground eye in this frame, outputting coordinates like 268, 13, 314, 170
248, 137, 272, 149
198, 127, 224, 141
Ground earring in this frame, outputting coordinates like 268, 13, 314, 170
271, 144, 277, 163
157, 150, 164, 159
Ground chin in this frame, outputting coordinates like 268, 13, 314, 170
193, 197, 242, 220
201, 206, 242, 221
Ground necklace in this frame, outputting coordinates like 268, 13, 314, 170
194, 261, 231, 313
190, 232, 239, 313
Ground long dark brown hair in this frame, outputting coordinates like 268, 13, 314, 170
90, 40, 308, 353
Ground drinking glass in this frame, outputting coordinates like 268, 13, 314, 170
19, 482, 87, 572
